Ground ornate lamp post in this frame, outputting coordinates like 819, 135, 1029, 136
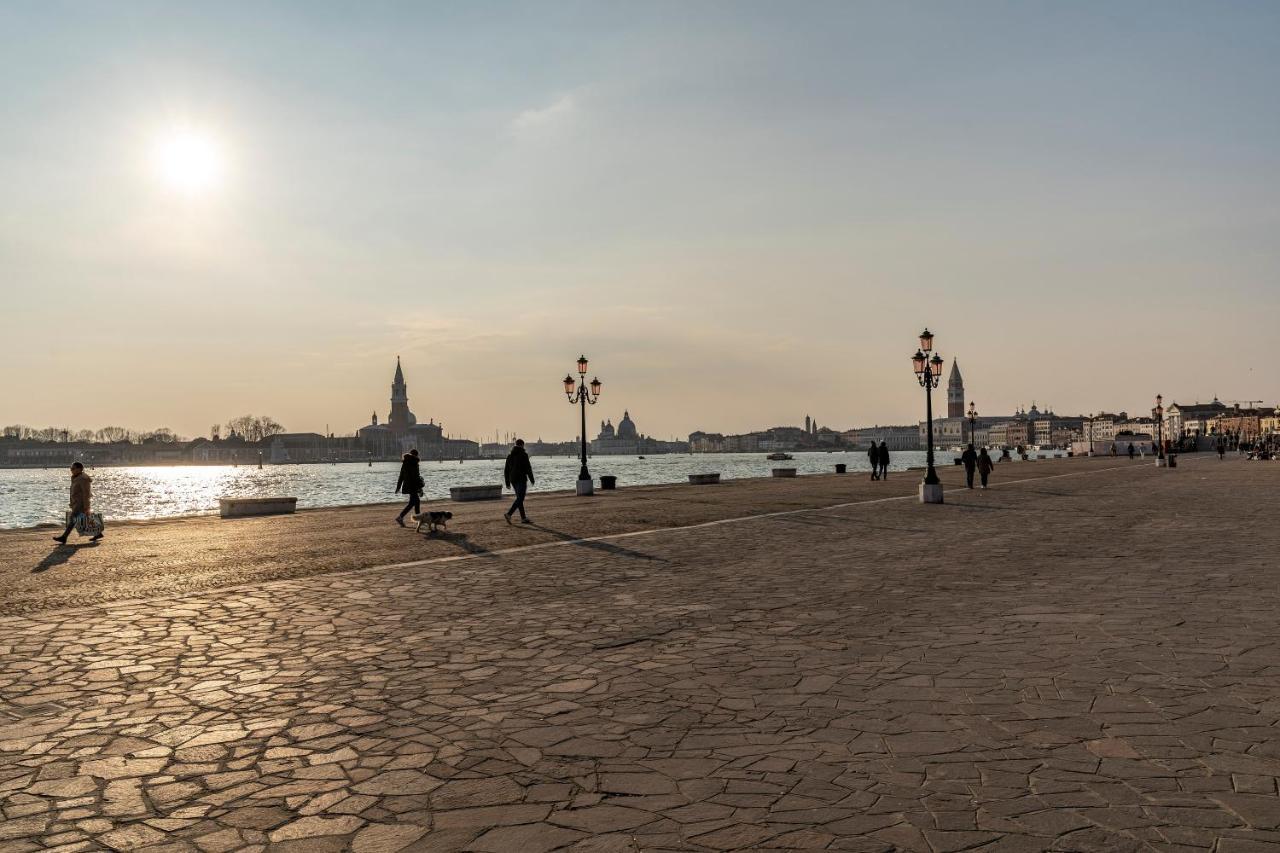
966, 401, 978, 448
912, 328, 946, 504
1086, 413, 1094, 456
564, 355, 602, 495
1154, 394, 1166, 466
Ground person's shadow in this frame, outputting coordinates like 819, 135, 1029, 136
33, 542, 96, 573
529, 524, 667, 563
429, 531, 495, 558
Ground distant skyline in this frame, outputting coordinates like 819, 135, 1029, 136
3, 1, 1278, 441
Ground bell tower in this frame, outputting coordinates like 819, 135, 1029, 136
947, 359, 965, 418
387, 357, 413, 433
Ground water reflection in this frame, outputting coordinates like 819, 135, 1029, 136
0, 451, 939, 529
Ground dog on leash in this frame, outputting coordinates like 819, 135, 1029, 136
414, 510, 453, 533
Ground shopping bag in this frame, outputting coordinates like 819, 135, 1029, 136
66, 511, 105, 537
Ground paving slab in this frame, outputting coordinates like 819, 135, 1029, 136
0, 455, 1277, 852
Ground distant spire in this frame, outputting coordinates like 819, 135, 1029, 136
393, 355, 404, 384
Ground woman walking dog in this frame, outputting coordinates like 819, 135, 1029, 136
394, 448, 423, 526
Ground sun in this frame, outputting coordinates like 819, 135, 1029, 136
151, 128, 225, 195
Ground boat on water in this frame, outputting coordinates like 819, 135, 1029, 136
766, 452, 793, 461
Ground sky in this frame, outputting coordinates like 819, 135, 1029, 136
2, 1, 1278, 443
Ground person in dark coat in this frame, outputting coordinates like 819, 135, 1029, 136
961, 443, 978, 488
877, 441, 890, 479
54, 462, 101, 544
394, 449, 422, 526
977, 447, 995, 489
1127, 442, 1135, 459
503, 439, 535, 524
867, 444, 879, 480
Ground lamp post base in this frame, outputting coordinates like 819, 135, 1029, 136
919, 483, 944, 504
576, 478, 594, 496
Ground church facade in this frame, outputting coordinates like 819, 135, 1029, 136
591, 411, 688, 455
357, 358, 478, 460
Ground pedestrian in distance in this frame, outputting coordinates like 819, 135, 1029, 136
394, 448, 423, 526
504, 439, 535, 524
1216, 436, 1226, 460
1127, 442, 1135, 459
53, 462, 101, 544
977, 447, 994, 489
877, 441, 890, 479
961, 443, 978, 488
867, 443, 879, 480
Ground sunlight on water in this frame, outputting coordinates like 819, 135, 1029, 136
0, 451, 951, 529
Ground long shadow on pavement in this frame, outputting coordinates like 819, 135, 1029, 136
33, 543, 97, 573
530, 524, 669, 563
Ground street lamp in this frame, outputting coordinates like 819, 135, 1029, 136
913, 328, 945, 504
564, 355, 602, 495
1086, 413, 1094, 456
966, 401, 978, 448
1154, 393, 1165, 466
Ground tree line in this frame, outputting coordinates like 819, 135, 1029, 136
3, 415, 286, 444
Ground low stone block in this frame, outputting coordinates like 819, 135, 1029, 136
771, 468, 797, 478
219, 497, 297, 518
449, 485, 503, 501
688, 473, 720, 485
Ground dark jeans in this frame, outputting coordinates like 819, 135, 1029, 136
397, 492, 420, 520
980, 470, 990, 487
508, 480, 528, 520
965, 466, 975, 488
880, 463, 888, 479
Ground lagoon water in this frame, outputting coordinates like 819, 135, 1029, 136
0, 450, 943, 529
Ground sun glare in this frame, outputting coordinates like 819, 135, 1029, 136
152, 128, 224, 195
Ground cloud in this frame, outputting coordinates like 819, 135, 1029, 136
510, 94, 576, 137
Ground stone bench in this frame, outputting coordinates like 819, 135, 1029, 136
449, 484, 503, 502
771, 468, 797, 478
688, 473, 720, 485
219, 497, 297, 518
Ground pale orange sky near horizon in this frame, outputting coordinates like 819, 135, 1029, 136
3, 2, 1278, 442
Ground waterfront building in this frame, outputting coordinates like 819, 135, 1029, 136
592, 412, 688, 455
1164, 399, 1228, 440
356, 358, 477, 460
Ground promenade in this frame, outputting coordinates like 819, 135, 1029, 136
1, 455, 1278, 852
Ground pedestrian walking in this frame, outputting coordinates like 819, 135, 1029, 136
394, 448, 423, 526
877, 441, 890, 479
53, 462, 102, 544
504, 439, 535, 523
1216, 436, 1226, 460
977, 447, 994, 489
961, 443, 978, 488
1127, 442, 1135, 459
867, 444, 879, 480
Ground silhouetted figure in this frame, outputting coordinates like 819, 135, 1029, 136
961, 443, 978, 488
1216, 436, 1226, 460
977, 447, 994, 488
867, 444, 879, 480
395, 449, 422, 526
1110, 443, 1117, 457
504, 439, 535, 524
53, 462, 100, 544
877, 441, 890, 479
1127, 443, 1135, 459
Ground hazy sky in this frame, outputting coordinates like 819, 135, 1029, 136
2, 1, 1278, 442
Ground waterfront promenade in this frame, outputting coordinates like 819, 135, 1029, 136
1, 456, 1278, 851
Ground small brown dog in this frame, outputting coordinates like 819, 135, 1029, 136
414, 510, 453, 533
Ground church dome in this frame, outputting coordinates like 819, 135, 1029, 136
617, 411, 638, 440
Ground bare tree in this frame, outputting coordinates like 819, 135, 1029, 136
96, 426, 131, 444
224, 415, 287, 443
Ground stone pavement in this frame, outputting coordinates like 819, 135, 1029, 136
0, 456, 1127, 617
1, 455, 1278, 852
